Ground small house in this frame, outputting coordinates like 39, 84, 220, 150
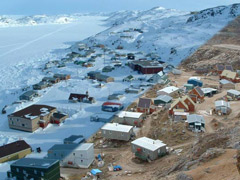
127, 53, 135, 60
7, 158, 60, 180
215, 100, 231, 115
129, 60, 163, 74
173, 111, 189, 122
47, 143, 94, 168
101, 123, 134, 141
137, 98, 155, 114
186, 114, 205, 132
33, 81, 51, 90
147, 71, 169, 84
0, 140, 32, 163
216, 64, 233, 74
19, 90, 38, 101
42, 77, 60, 84
201, 88, 217, 97
227, 89, 240, 100
219, 79, 235, 89
187, 78, 203, 87
125, 87, 142, 94
53, 74, 71, 80
96, 74, 114, 83
114, 111, 144, 127
220, 70, 240, 83
64, 135, 85, 144
102, 66, 114, 72
108, 93, 125, 100
102, 102, 123, 112
68, 92, 95, 104
51, 112, 68, 124
90, 113, 113, 122
131, 137, 167, 161
123, 75, 134, 82
188, 86, 204, 103
157, 86, 180, 97
154, 95, 172, 106
87, 71, 101, 79
184, 84, 194, 91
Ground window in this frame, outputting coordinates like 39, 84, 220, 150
81, 154, 83, 157
22, 124, 25, 127
143, 148, 145, 152
41, 172, 44, 176
34, 170, 37, 175
109, 131, 112, 134
16, 168, 19, 172
23, 170, 27, 174
81, 160, 83, 163
103, 130, 106, 134
121, 133, 124, 136
54, 153, 56, 156
17, 119, 19, 122
11, 121, 14, 125
73, 153, 75, 156
10, 118, 12, 120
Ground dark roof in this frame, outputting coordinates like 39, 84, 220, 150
195, 87, 204, 97
64, 135, 85, 144
11, 158, 58, 169
225, 65, 233, 71
216, 64, 225, 71
69, 93, 88, 100
138, 98, 152, 108
0, 140, 31, 159
20, 90, 37, 97
9, 105, 56, 120
53, 112, 68, 119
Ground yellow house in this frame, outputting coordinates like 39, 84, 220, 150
0, 140, 32, 163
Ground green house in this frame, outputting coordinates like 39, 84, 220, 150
7, 158, 60, 180
184, 84, 194, 91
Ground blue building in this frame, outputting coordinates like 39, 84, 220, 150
187, 79, 203, 87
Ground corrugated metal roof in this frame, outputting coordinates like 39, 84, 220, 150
187, 114, 205, 124
215, 100, 230, 108
131, 137, 166, 151
227, 89, 240, 96
117, 111, 143, 118
155, 95, 172, 103
12, 158, 59, 169
101, 123, 133, 133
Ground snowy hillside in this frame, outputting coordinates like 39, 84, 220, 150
81, 3, 240, 65
0, 14, 107, 27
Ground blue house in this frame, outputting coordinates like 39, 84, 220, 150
187, 79, 203, 87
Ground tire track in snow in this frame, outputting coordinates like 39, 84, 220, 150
0, 23, 80, 58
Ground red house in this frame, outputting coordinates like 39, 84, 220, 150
169, 96, 195, 115
137, 98, 155, 114
130, 60, 163, 74
189, 87, 204, 103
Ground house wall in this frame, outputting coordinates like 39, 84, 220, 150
141, 67, 163, 74
131, 144, 166, 161
9, 162, 60, 180
8, 116, 39, 132
169, 102, 188, 115
114, 116, 143, 127
48, 145, 94, 168
183, 99, 195, 112
0, 148, 32, 163
221, 83, 235, 90
51, 115, 68, 124
227, 92, 240, 99
101, 128, 133, 141
189, 89, 204, 101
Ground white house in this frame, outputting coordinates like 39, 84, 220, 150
47, 143, 94, 168
215, 100, 231, 115
157, 86, 179, 97
131, 137, 167, 161
101, 123, 134, 141
114, 111, 144, 127
186, 114, 205, 132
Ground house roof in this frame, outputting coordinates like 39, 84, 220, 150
116, 111, 143, 119
0, 140, 31, 159
193, 87, 204, 97
9, 105, 56, 120
64, 135, 85, 144
187, 114, 205, 124
219, 79, 234, 85
131, 137, 166, 151
138, 98, 152, 108
221, 70, 237, 79
170, 98, 188, 110
101, 123, 133, 133
227, 89, 240, 96
215, 100, 230, 108
155, 95, 172, 103
20, 90, 37, 97
216, 64, 225, 71
48, 143, 93, 152
69, 93, 88, 100
52, 112, 68, 119
158, 86, 179, 94
182, 95, 195, 105
11, 158, 59, 169
131, 60, 163, 68
225, 65, 233, 71
201, 88, 217, 94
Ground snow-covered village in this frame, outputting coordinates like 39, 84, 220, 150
1, 1, 240, 180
